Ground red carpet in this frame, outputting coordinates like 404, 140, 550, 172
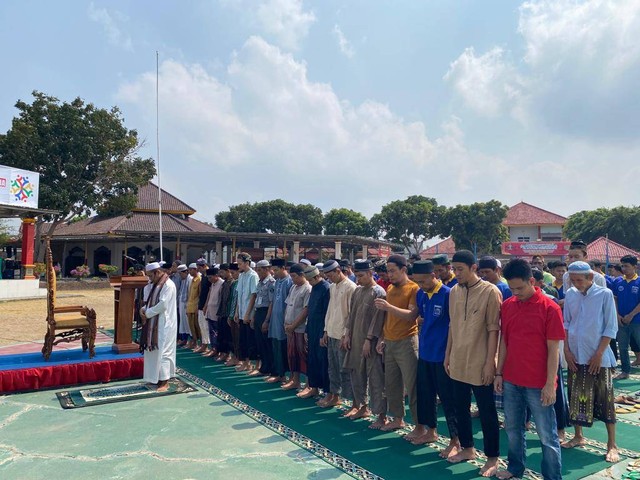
0, 345, 143, 393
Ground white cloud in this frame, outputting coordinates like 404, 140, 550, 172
88, 2, 133, 52
444, 47, 526, 120
116, 36, 504, 222
223, 0, 316, 51
332, 24, 355, 58
445, 0, 640, 140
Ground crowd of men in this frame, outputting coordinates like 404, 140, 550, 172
139, 239, 640, 479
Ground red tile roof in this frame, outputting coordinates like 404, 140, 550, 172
503, 202, 567, 226
134, 182, 196, 214
587, 237, 640, 263
419, 237, 457, 259
52, 212, 222, 237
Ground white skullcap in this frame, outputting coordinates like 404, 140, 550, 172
188, 263, 197, 269
145, 262, 161, 272
250, 261, 256, 268
496, 259, 502, 268
256, 260, 270, 268
300, 259, 312, 266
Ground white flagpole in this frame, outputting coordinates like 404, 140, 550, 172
156, 50, 164, 263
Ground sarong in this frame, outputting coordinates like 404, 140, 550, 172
286, 331, 307, 374
567, 364, 616, 427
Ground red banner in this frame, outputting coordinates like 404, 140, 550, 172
502, 241, 571, 256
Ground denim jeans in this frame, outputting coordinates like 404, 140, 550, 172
617, 322, 640, 373
503, 381, 562, 480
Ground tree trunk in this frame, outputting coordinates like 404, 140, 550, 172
34, 218, 64, 263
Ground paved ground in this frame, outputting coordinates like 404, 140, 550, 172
0, 379, 351, 480
0, 288, 115, 347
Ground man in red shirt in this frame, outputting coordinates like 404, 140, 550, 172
494, 259, 564, 480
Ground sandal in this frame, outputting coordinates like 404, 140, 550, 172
615, 406, 635, 414
615, 395, 634, 404
628, 459, 640, 469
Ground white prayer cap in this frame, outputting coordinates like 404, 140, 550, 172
256, 260, 270, 268
495, 259, 502, 268
176, 264, 188, 272
250, 261, 256, 268
145, 262, 161, 272
315, 263, 324, 270
159, 261, 166, 267
300, 259, 312, 266
188, 263, 198, 269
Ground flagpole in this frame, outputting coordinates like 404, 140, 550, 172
156, 50, 164, 263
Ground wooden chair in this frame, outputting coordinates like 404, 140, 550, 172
41, 238, 97, 360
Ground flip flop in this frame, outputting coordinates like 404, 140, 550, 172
615, 395, 636, 405
616, 406, 635, 414
622, 472, 640, 480
633, 404, 640, 410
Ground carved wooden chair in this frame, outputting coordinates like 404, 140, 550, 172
42, 238, 97, 360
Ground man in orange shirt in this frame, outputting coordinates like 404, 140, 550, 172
374, 254, 425, 441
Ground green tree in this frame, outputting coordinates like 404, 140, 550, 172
292, 203, 323, 235
0, 220, 12, 248
439, 200, 509, 254
215, 200, 323, 234
370, 195, 443, 253
0, 91, 156, 260
564, 206, 640, 250
214, 202, 257, 232
324, 208, 370, 236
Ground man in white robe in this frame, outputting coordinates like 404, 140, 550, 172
140, 262, 178, 392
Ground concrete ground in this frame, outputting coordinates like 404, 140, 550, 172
0, 379, 351, 480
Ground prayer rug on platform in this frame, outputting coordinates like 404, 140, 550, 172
56, 378, 195, 409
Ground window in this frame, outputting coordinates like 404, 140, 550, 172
540, 233, 562, 241
517, 236, 530, 242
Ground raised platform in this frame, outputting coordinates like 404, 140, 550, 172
0, 343, 143, 394
0, 279, 47, 301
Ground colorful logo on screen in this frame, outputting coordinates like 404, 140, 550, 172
10, 174, 35, 202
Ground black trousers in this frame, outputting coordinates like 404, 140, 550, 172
218, 316, 231, 354
271, 338, 288, 377
417, 360, 458, 437
611, 335, 640, 360
254, 307, 273, 373
307, 334, 330, 391
452, 379, 500, 458
239, 322, 258, 361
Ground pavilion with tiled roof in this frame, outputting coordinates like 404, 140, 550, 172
587, 237, 640, 264
50, 182, 224, 275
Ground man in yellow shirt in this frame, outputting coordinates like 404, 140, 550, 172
374, 254, 425, 441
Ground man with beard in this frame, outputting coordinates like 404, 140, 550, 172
139, 262, 178, 392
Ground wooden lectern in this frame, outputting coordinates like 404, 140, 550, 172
109, 276, 149, 354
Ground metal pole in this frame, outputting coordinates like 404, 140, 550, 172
156, 51, 164, 263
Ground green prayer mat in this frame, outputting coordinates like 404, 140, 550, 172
177, 349, 640, 480
56, 378, 195, 409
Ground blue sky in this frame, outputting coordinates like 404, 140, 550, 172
1, 0, 638, 225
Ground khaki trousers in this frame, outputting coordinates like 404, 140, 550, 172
350, 341, 386, 415
384, 335, 418, 422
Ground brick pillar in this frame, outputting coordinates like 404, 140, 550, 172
21, 218, 36, 279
